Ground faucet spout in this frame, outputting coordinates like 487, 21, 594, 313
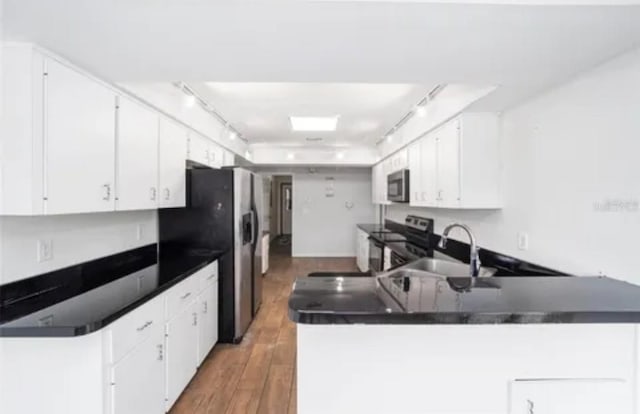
438, 223, 481, 278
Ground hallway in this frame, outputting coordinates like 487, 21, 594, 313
169, 252, 358, 414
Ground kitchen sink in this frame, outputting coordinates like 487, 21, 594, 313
393, 257, 497, 278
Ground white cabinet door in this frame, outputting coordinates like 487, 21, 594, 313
435, 121, 460, 208
222, 150, 235, 167
208, 144, 223, 168
197, 280, 219, 366
111, 328, 165, 414
509, 379, 631, 414
116, 96, 159, 211
187, 133, 210, 167
421, 136, 438, 206
408, 141, 421, 205
159, 118, 187, 208
165, 301, 198, 410
45, 59, 117, 214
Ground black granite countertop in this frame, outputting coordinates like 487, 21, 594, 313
289, 274, 640, 325
0, 244, 227, 337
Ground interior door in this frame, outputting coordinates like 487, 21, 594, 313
165, 302, 197, 410
280, 183, 292, 235
159, 118, 187, 208
45, 59, 116, 214
116, 96, 159, 211
111, 328, 165, 414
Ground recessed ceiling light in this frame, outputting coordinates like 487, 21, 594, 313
336, 152, 345, 160
229, 130, 237, 140
416, 105, 427, 117
290, 116, 339, 132
386, 133, 394, 142
287, 152, 295, 160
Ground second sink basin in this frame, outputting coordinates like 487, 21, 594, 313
395, 257, 497, 278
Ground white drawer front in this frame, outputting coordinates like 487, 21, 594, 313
108, 294, 165, 364
166, 276, 198, 318
195, 261, 219, 292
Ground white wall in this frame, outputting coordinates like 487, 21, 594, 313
293, 169, 375, 257
0, 211, 157, 285
256, 167, 375, 257
387, 47, 640, 283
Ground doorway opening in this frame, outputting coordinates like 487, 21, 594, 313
270, 175, 293, 257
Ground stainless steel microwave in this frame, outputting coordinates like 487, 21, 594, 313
387, 169, 410, 202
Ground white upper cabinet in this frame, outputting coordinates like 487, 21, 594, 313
187, 133, 210, 167
116, 96, 160, 211
405, 113, 501, 209
45, 59, 118, 215
408, 141, 421, 205
158, 118, 187, 208
434, 120, 461, 208
0, 43, 238, 216
222, 149, 235, 167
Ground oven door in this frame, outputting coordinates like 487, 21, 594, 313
368, 238, 384, 274
387, 169, 409, 202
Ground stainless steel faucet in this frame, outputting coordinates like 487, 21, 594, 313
438, 223, 481, 277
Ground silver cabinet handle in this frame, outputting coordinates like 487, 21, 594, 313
164, 188, 170, 201
203, 301, 208, 314
136, 320, 153, 332
206, 273, 216, 281
437, 190, 443, 201
157, 344, 164, 361
192, 312, 198, 326
180, 292, 191, 300
103, 184, 111, 201
150, 187, 157, 201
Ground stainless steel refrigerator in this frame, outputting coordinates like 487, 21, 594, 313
158, 167, 263, 343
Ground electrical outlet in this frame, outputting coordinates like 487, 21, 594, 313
37, 239, 53, 262
517, 232, 529, 251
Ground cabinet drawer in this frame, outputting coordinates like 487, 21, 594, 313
194, 261, 219, 293
166, 276, 198, 318
108, 294, 165, 364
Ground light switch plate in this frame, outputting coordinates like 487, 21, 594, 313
37, 239, 53, 262
517, 232, 529, 251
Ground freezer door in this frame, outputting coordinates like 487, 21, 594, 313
252, 173, 264, 315
233, 168, 253, 341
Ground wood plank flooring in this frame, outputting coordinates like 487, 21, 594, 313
169, 250, 358, 414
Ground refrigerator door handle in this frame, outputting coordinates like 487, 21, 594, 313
250, 209, 256, 246
253, 209, 260, 248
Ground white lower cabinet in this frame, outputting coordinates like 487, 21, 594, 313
508, 379, 631, 414
197, 279, 219, 366
165, 301, 199, 410
111, 327, 166, 414
0, 259, 220, 414
356, 228, 370, 272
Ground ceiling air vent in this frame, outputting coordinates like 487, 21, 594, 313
305, 137, 323, 142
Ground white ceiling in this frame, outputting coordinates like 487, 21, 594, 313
189, 82, 431, 145
4, 1, 640, 142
